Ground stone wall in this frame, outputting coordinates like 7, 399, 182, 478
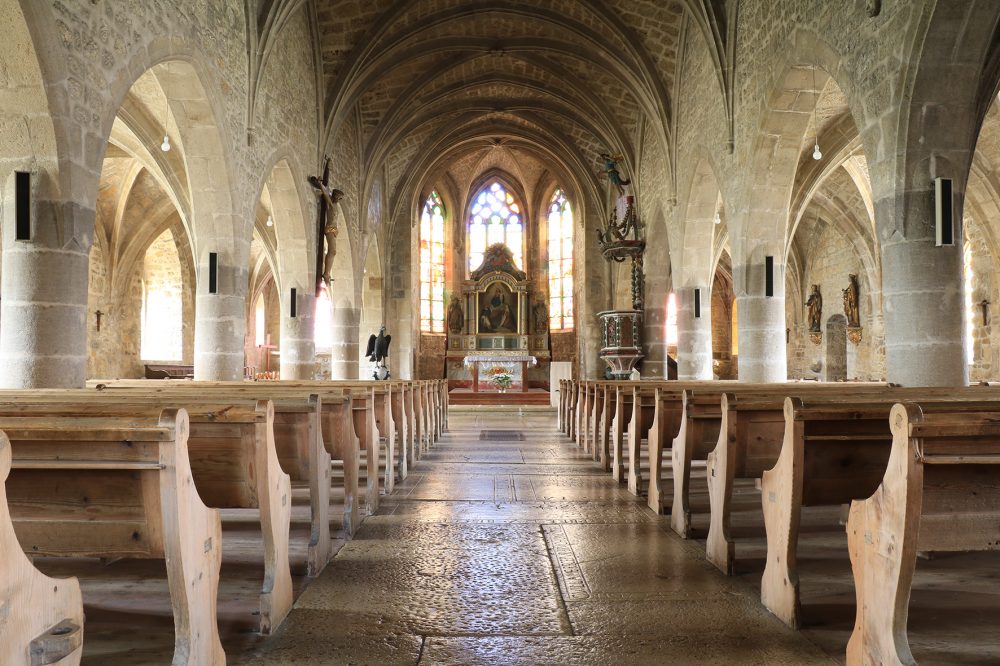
786, 222, 885, 381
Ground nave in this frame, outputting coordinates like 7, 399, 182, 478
246, 407, 830, 665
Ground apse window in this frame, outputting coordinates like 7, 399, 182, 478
420, 191, 446, 333
140, 229, 183, 361
547, 188, 574, 330
468, 181, 523, 273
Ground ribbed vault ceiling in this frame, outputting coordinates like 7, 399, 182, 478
314, 0, 704, 219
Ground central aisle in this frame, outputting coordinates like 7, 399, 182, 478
248, 408, 832, 665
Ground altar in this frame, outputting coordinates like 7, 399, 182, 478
463, 353, 538, 393
446, 243, 551, 396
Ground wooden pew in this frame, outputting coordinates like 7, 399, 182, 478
847, 402, 1000, 666
0, 431, 85, 666
626, 383, 661, 496
759, 394, 1000, 629
389, 383, 409, 481
705, 385, 989, 575
2, 409, 224, 665
91, 381, 365, 534
610, 383, 635, 483
0, 396, 293, 635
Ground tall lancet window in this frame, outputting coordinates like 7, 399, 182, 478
468, 181, 523, 273
420, 191, 446, 333
547, 188, 574, 330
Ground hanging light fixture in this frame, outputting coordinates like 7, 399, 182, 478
811, 66, 822, 161
265, 215, 273, 227
160, 97, 171, 152
713, 212, 721, 225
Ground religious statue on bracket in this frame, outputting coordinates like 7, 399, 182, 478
843, 273, 863, 343
307, 157, 346, 294
806, 284, 823, 345
533, 300, 549, 336
447, 295, 464, 334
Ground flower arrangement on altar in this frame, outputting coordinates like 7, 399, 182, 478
486, 365, 514, 391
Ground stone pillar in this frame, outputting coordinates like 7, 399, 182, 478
0, 195, 90, 387
330, 299, 360, 380
677, 286, 713, 380
882, 238, 966, 386
736, 260, 787, 383
641, 268, 671, 379
280, 290, 316, 380
194, 257, 247, 380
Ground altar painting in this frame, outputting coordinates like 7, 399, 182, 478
477, 282, 518, 333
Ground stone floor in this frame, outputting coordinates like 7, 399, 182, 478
244, 408, 834, 665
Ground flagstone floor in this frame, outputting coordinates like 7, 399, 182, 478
245, 407, 833, 665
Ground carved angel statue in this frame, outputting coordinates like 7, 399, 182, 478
599, 152, 631, 197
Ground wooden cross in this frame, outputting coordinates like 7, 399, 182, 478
257, 334, 278, 373
980, 299, 991, 327
309, 157, 332, 296
94, 310, 103, 332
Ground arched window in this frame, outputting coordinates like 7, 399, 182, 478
547, 188, 574, 330
666, 292, 678, 346
140, 229, 183, 361
420, 191, 446, 333
468, 181, 523, 273
964, 243, 975, 365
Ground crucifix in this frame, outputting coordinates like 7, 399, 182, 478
94, 310, 104, 332
307, 157, 345, 296
257, 334, 278, 374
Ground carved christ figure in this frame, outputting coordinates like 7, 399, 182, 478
805, 284, 822, 332
308, 171, 345, 289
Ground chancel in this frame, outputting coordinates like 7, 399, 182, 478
2, 1, 1000, 665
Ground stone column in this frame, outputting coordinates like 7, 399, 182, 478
677, 286, 713, 380
280, 290, 316, 380
736, 260, 787, 383
641, 268, 671, 379
194, 256, 247, 380
330, 299, 360, 380
0, 188, 90, 387
882, 237, 966, 386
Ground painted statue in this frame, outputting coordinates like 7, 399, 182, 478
843, 274, 861, 328
805, 284, 823, 332
447, 296, 464, 334
599, 152, 631, 197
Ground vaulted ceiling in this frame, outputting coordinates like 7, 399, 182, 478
311, 0, 725, 223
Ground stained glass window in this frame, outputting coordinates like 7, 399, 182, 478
547, 188, 574, 330
420, 191, 446, 333
468, 181, 523, 273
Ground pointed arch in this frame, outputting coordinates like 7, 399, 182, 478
419, 190, 446, 333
